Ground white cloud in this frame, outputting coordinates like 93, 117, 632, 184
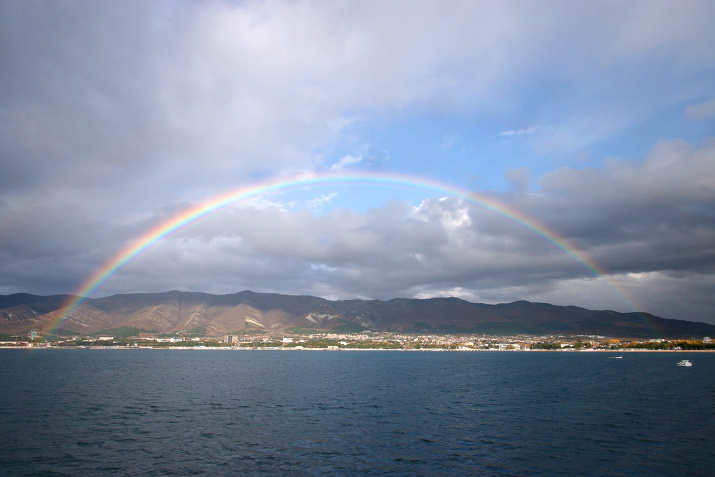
685, 99, 715, 120
330, 154, 364, 171
440, 134, 458, 150
500, 127, 537, 137
307, 193, 338, 211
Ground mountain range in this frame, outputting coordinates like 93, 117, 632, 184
1, 290, 714, 338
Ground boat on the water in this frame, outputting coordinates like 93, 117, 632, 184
677, 359, 693, 367
609, 356, 622, 359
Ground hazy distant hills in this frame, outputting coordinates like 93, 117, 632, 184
1, 290, 714, 338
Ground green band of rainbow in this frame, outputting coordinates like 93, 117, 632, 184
50, 171, 643, 333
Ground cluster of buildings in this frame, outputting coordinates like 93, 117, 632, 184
217, 332, 714, 351
3, 330, 712, 350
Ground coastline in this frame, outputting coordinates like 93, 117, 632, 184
3, 346, 713, 352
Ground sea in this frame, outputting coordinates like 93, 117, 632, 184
0, 349, 713, 476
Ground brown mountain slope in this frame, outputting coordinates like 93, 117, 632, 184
1, 290, 713, 338
0, 294, 77, 334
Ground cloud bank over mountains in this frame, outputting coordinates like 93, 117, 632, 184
1, 1, 714, 323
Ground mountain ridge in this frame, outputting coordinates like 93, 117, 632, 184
1, 290, 713, 338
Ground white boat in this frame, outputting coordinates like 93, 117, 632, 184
609, 356, 622, 359
677, 359, 693, 367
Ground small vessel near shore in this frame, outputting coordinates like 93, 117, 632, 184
677, 359, 693, 367
609, 356, 622, 359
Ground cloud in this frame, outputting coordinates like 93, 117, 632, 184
440, 134, 458, 150
504, 167, 532, 191
1, 1, 715, 325
686, 99, 715, 120
4, 0, 712, 197
500, 127, 537, 137
531, 139, 715, 282
117, 138, 713, 321
2, 137, 714, 322
306, 193, 339, 211
330, 154, 364, 171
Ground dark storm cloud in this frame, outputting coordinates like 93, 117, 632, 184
534, 139, 715, 273
2, 139, 713, 322
97, 139, 713, 321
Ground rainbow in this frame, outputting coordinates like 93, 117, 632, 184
49, 171, 643, 333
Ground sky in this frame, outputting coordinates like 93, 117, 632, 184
1, 1, 714, 324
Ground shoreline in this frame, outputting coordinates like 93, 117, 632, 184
2, 346, 713, 352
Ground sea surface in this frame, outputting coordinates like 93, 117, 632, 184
0, 349, 713, 476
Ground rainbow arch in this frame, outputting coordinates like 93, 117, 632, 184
50, 171, 641, 333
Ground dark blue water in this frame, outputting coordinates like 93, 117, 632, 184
0, 350, 713, 476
